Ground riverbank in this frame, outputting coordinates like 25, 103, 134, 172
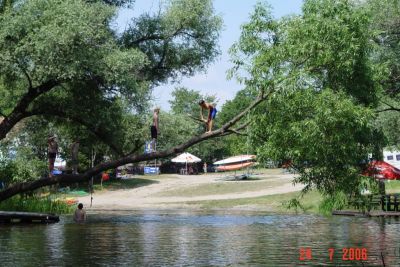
77, 168, 318, 213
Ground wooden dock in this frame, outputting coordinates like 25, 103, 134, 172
0, 211, 60, 223
333, 210, 400, 217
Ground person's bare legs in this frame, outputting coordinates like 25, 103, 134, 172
206, 120, 213, 133
205, 121, 210, 133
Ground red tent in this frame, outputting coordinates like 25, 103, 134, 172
363, 161, 400, 180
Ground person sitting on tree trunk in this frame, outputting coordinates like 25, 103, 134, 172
47, 135, 58, 177
199, 100, 217, 133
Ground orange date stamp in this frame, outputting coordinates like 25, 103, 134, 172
299, 247, 368, 262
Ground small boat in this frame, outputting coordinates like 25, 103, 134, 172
213, 155, 256, 165
215, 162, 254, 172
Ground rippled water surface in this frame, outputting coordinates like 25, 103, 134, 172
1, 211, 400, 266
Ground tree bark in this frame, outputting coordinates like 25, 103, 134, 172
0, 80, 58, 140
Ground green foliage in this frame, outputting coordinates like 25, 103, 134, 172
161, 87, 226, 162
369, 0, 400, 149
217, 89, 255, 156
230, 0, 383, 105
0, 0, 222, 186
253, 89, 383, 196
0, 159, 14, 185
368, 0, 400, 96
318, 191, 348, 216
228, 0, 387, 205
121, 0, 222, 84
0, 0, 136, 84
284, 198, 306, 213
169, 87, 216, 117
157, 112, 199, 149
0, 144, 47, 184
0, 196, 74, 214
0, 0, 150, 151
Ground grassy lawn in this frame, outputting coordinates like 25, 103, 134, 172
178, 191, 322, 213
384, 180, 400, 193
93, 178, 159, 191
58, 177, 160, 196
156, 178, 284, 197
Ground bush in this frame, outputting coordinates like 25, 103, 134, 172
0, 195, 74, 214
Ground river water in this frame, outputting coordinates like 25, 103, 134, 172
0, 211, 399, 266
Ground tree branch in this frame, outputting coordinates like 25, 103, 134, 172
224, 129, 247, 136
20, 67, 33, 90
28, 108, 124, 156
124, 139, 144, 156
132, 25, 184, 46
376, 107, 400, 113
131, 34, 164, 45
0, 91, 270, 201
376, 100, 400, 113
152, 41, 168, 72
0, 80, 59, 140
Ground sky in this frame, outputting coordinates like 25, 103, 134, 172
116, 0, 303, 111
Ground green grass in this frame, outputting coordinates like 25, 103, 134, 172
93, 178, 159, 192
0, 196, 74, 214
157, 178, 284, 197
177, 191, 323, 213
385, 180, 400, 193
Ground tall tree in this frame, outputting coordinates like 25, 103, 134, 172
0, 0, 266, 200
229, 0, 385, 202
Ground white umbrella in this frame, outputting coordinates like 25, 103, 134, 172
171, 152, 201, 174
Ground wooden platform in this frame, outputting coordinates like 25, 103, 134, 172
0, 211, 60, 223
333, 210, 400, 217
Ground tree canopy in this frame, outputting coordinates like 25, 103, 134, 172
0, 0, 267, 201
229, 0, 389, 203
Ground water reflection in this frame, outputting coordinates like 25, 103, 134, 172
0, 211, 399, 266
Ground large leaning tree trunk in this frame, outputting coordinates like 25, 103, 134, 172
0, 91, 269, 201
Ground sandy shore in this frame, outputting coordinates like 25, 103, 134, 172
78, 170, 303, 211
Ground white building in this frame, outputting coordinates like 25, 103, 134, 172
383, 150, 400, 169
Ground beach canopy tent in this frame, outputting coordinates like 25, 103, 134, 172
363, 161, 400, 180
171, 152, 201, 174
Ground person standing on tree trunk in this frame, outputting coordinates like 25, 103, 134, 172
150, 108, 160, 151
47, 135, 58, 177
71, 139, 80, 175
199, 100, 217, 133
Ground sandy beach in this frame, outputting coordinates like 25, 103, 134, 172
78, 169, 303, 211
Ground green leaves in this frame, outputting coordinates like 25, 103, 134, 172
230, 0, 382, 105
169, 87, 216, 117
0, 0, 116, 84
229, 0, 388, 202
252, 89, 381, 196
122, 0, 222, 84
